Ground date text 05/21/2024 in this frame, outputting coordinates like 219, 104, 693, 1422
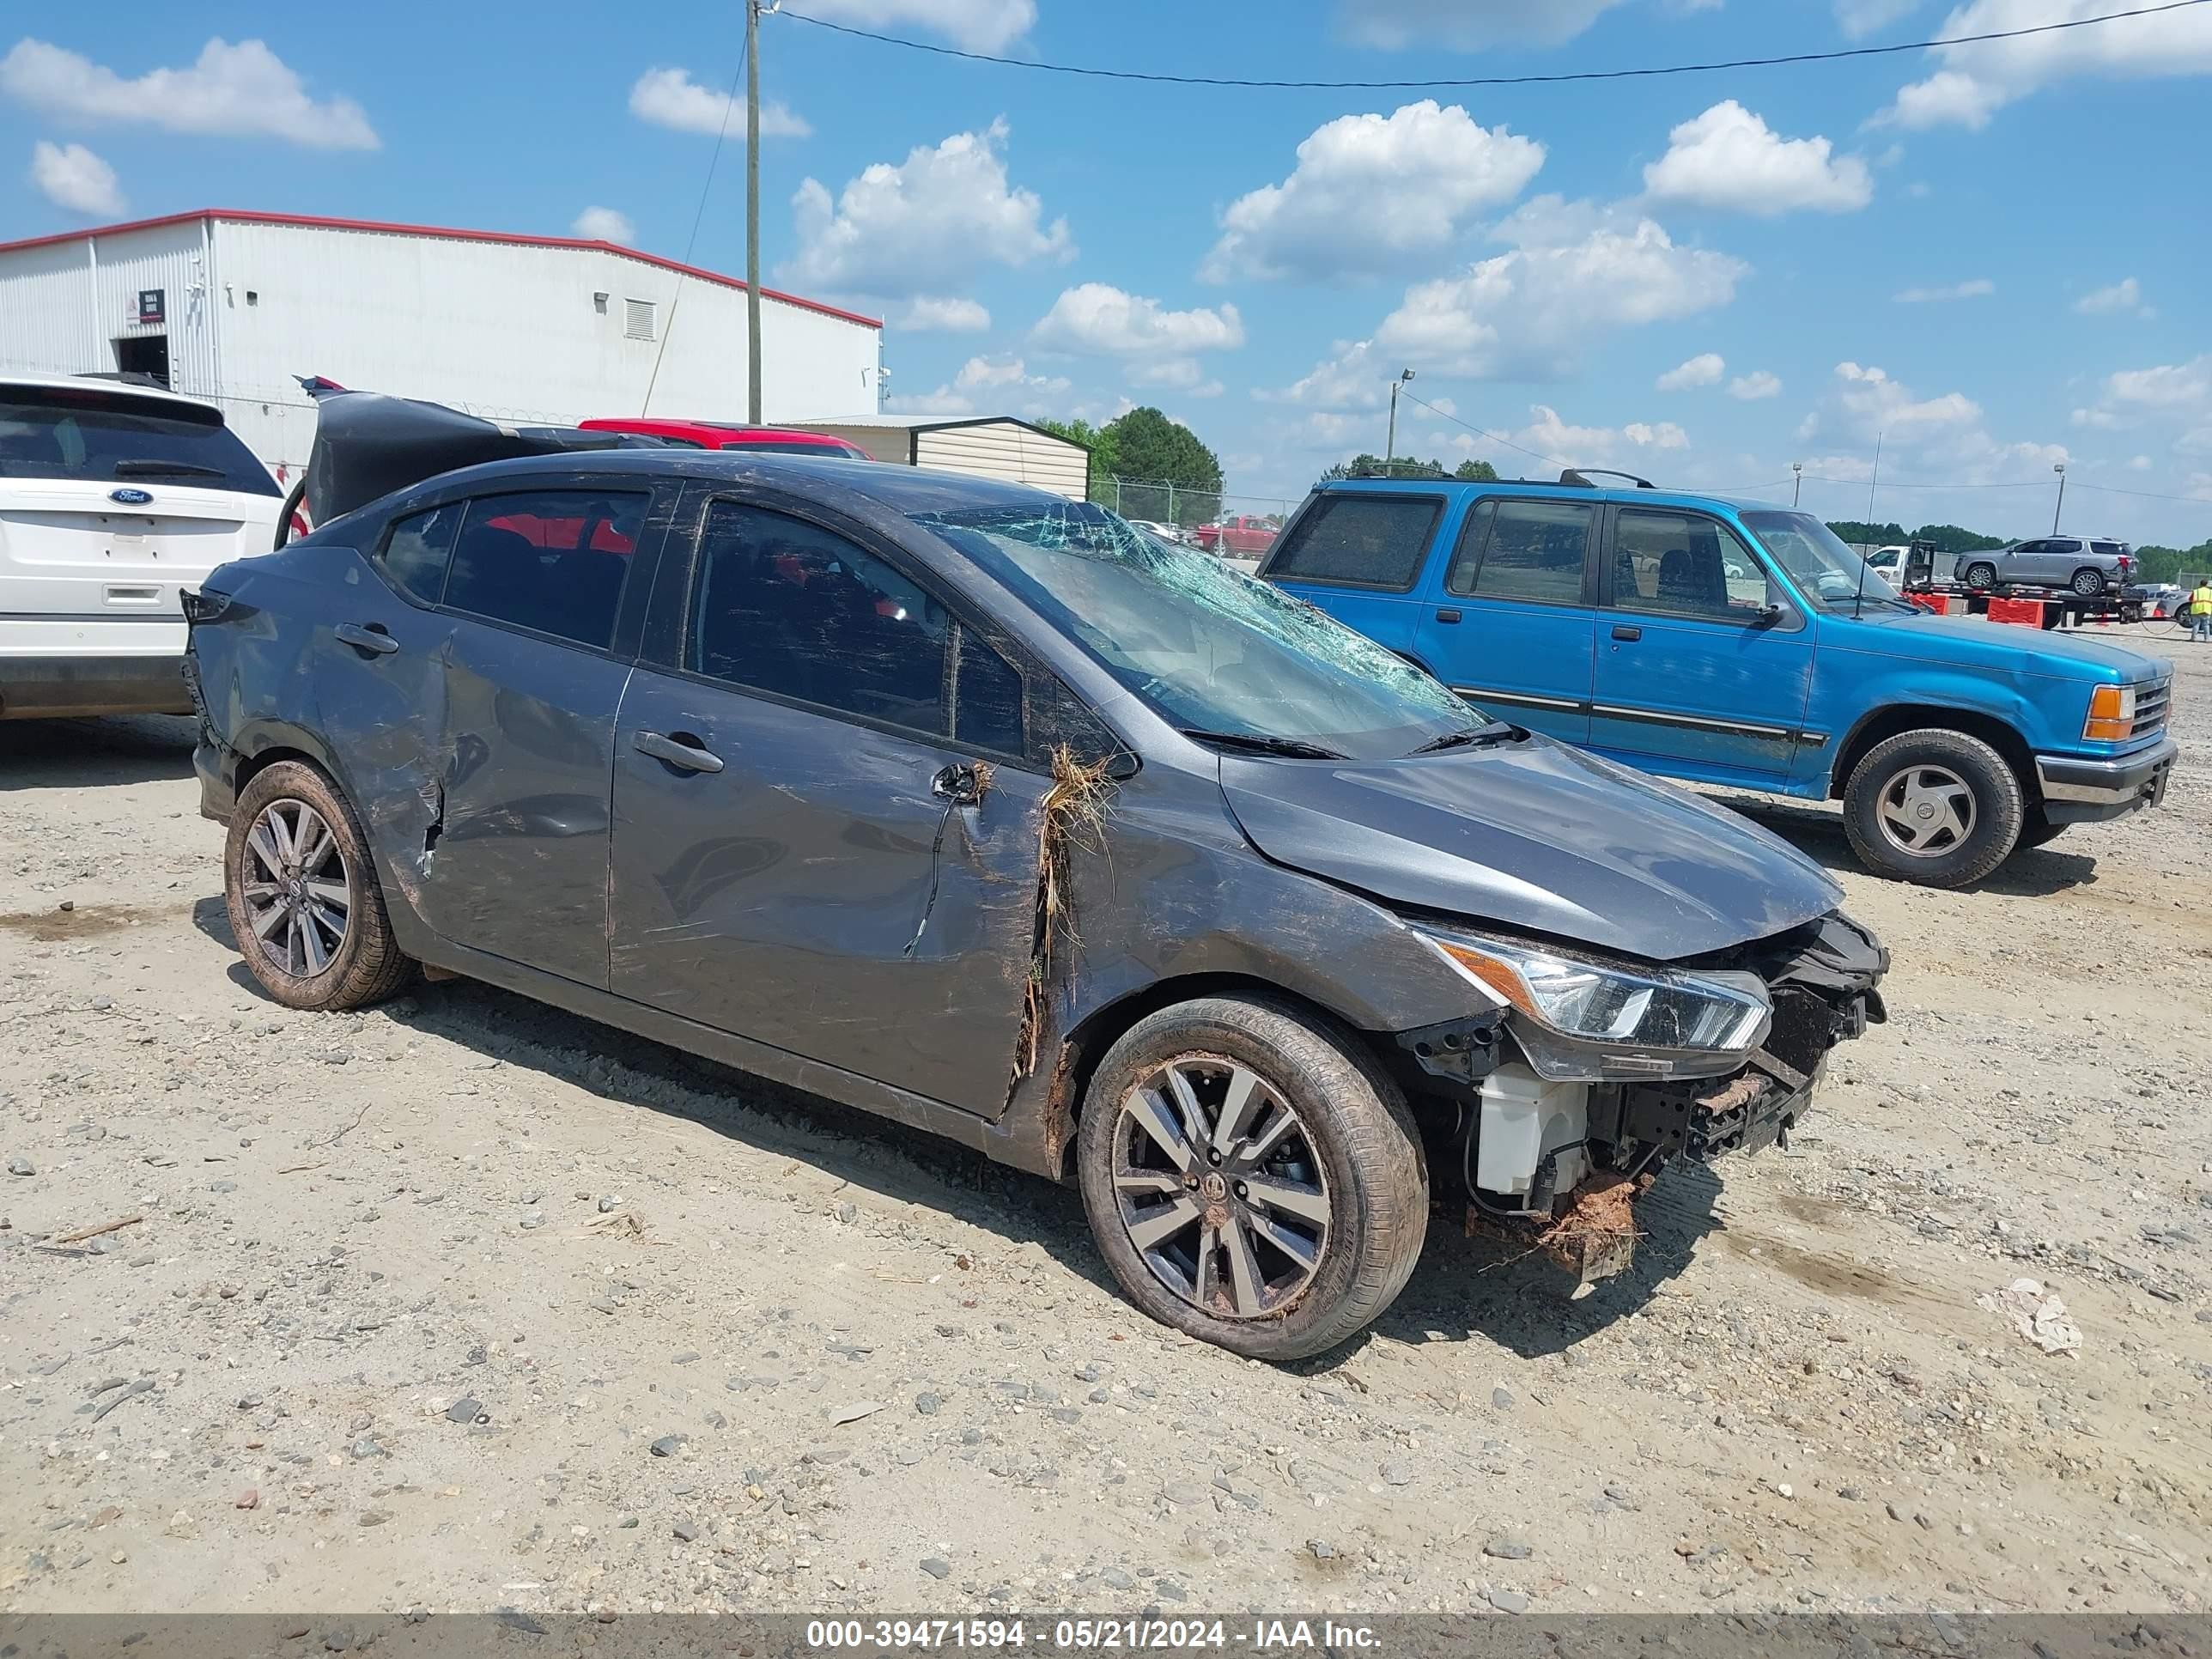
804, 1620, 1382, 1650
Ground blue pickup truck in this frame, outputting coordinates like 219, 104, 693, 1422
1261, 474, 2177, 886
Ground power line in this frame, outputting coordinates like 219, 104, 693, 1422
773, 0, 2208, 91
1399, 392, 1567, 468
2069, 478, 2212, 504
643, 26, 750, 415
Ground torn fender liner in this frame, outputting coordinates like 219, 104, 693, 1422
301, 387, 643, 526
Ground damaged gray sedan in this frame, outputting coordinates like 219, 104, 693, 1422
185, 397, 1885, 1360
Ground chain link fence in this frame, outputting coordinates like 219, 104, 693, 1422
1092, 475, 1301, 535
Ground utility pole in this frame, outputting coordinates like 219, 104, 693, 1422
1792, 461, 1802, 507
1384, 368, 1413, 473
2051, 462, 2067, 533
745, 0, 764, 424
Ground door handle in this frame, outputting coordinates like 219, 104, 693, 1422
634, 729, 724, 774
1434, 607, 1462, 624
1611, 623, 1643, 642
334, 621, 398, 655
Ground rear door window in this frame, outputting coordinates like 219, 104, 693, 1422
2090, 541, 2126, 558
1449, 498, 1595, 604
378, 501, 462, 605
0, 384, 280, 495
443, 488, 648, 650
1265, 494, 1441, 590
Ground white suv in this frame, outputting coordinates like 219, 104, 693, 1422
1, 375, 283, 719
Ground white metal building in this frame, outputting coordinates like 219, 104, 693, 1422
781, 414, 1091, 499
0, 210, 884, 476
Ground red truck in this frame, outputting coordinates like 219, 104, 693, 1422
1194, 514, 1279, 556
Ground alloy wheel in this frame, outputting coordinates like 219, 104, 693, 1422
1875, 763, 1977, 857
1110, 1055, 1331, 1319
240, 799, 351, 977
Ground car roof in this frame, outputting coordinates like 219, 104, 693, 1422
1, 372, 227, 416
409, 447, 1070, 514
580, 416, 855, 444
1312, 476, 1790, 515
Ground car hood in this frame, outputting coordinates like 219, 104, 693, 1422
1826, 610, 2164, 682
1217, 737, 1843, 962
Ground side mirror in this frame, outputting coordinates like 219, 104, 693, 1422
1755, 603, 1785, 627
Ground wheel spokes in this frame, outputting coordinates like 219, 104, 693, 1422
1126, 1194, 1202, 1253
1127, 1086, 1196, 1173
1243, 1172, 1330, 1226
243, 797, 352, 977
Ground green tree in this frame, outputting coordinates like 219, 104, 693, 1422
1826, 520, 1908, 546
1032, 416, 1121, 507
1096, 406, 1224, 526
1454, 459, 1499, 482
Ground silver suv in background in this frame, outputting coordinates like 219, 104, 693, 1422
1960, 536, 2134, 597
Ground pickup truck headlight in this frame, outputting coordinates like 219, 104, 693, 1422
1417, 925, 1771, 1077
2084, 684, 2135, 743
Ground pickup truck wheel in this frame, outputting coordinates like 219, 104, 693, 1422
224, 760, 415, 1011
2070, 568, 2106, 598
1843, 729, 2024, 888
1962, 562, 1998, 592
1076, 994, 1427, 1363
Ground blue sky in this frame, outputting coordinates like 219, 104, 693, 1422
4, 0, 2209, 544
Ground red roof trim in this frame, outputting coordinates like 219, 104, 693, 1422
0, 209, 884, 331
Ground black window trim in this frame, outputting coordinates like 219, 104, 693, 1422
1254, 489, 1446, 593
646, 483, 1060, 774
1603, 502, 1804, 632
1443, 492, 1601, 608
362, 475, 677, 664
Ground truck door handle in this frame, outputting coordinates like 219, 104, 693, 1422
1611, 624, 1642, 642
1434, 608, 1462, 624
334, 622, 398, 655
634, 729, 724, 774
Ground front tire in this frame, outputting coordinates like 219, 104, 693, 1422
1963, 561, 1998, 592
2017, 808, 2067, 850
1076, 994, 1427, 1363
1842, 729, 2024, 887
2070, 568, 2106, 598
224, 760, 414, 1010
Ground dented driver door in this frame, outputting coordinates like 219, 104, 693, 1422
605, 491, 1047, 1116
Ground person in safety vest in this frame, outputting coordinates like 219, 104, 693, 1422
2191, 578, 2212, 642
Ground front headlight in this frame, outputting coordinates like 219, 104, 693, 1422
1417, 925, 1771, 1079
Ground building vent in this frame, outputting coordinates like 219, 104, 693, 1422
623, 298, 655, 341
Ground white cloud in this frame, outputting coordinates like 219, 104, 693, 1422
890, 295, 992, 333
2127, 453, 2154, 471
1255, 340, 1398, 410
1031, 283, 1244, 384
1729, 370, 1784, 400
1838, 0, 1923, 34
1340, 0, 1628, 47
28, 140, 122, 216
1643, 101, 1873, 215
1656, 351, 1727, 391
1893, 277, 1994, 302
784, 119, 1071, 295
570, 205, 635, 244
2105, 356, 2210, 408
1878, 0, 2212, 129
0, 37, 376, 149
629, 68, 809, 138
2075, 276, 2150, 316
885, 352, 1069, 419
1201, 101, 1544, 282
1516, 404, 1688, 465
1832, 361, 1982, 430
2071, 406, 2121, 428
1371, 197, 1747, 380
795, 0, 1035, 52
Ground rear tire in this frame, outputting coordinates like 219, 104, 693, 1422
1842, 728, 2024, 888
1963, 561, 1998, 592
224, 760, 415, 1011
2070, 568, 2106, 598
1076, 994, 1427, 1363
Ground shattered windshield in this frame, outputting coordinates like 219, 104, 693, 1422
1741, 509, 1912, 613
913, 500, 1485, 760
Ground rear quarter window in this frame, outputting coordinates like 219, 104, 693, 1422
0, 385, 280, 495
1265, 494, 1441, 590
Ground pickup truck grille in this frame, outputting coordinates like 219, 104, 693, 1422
2132, 678, 2171, 738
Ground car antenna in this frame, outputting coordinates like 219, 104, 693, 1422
1853, 430, 1882, 621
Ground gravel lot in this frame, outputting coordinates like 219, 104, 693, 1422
3, 629, 2208, 1620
